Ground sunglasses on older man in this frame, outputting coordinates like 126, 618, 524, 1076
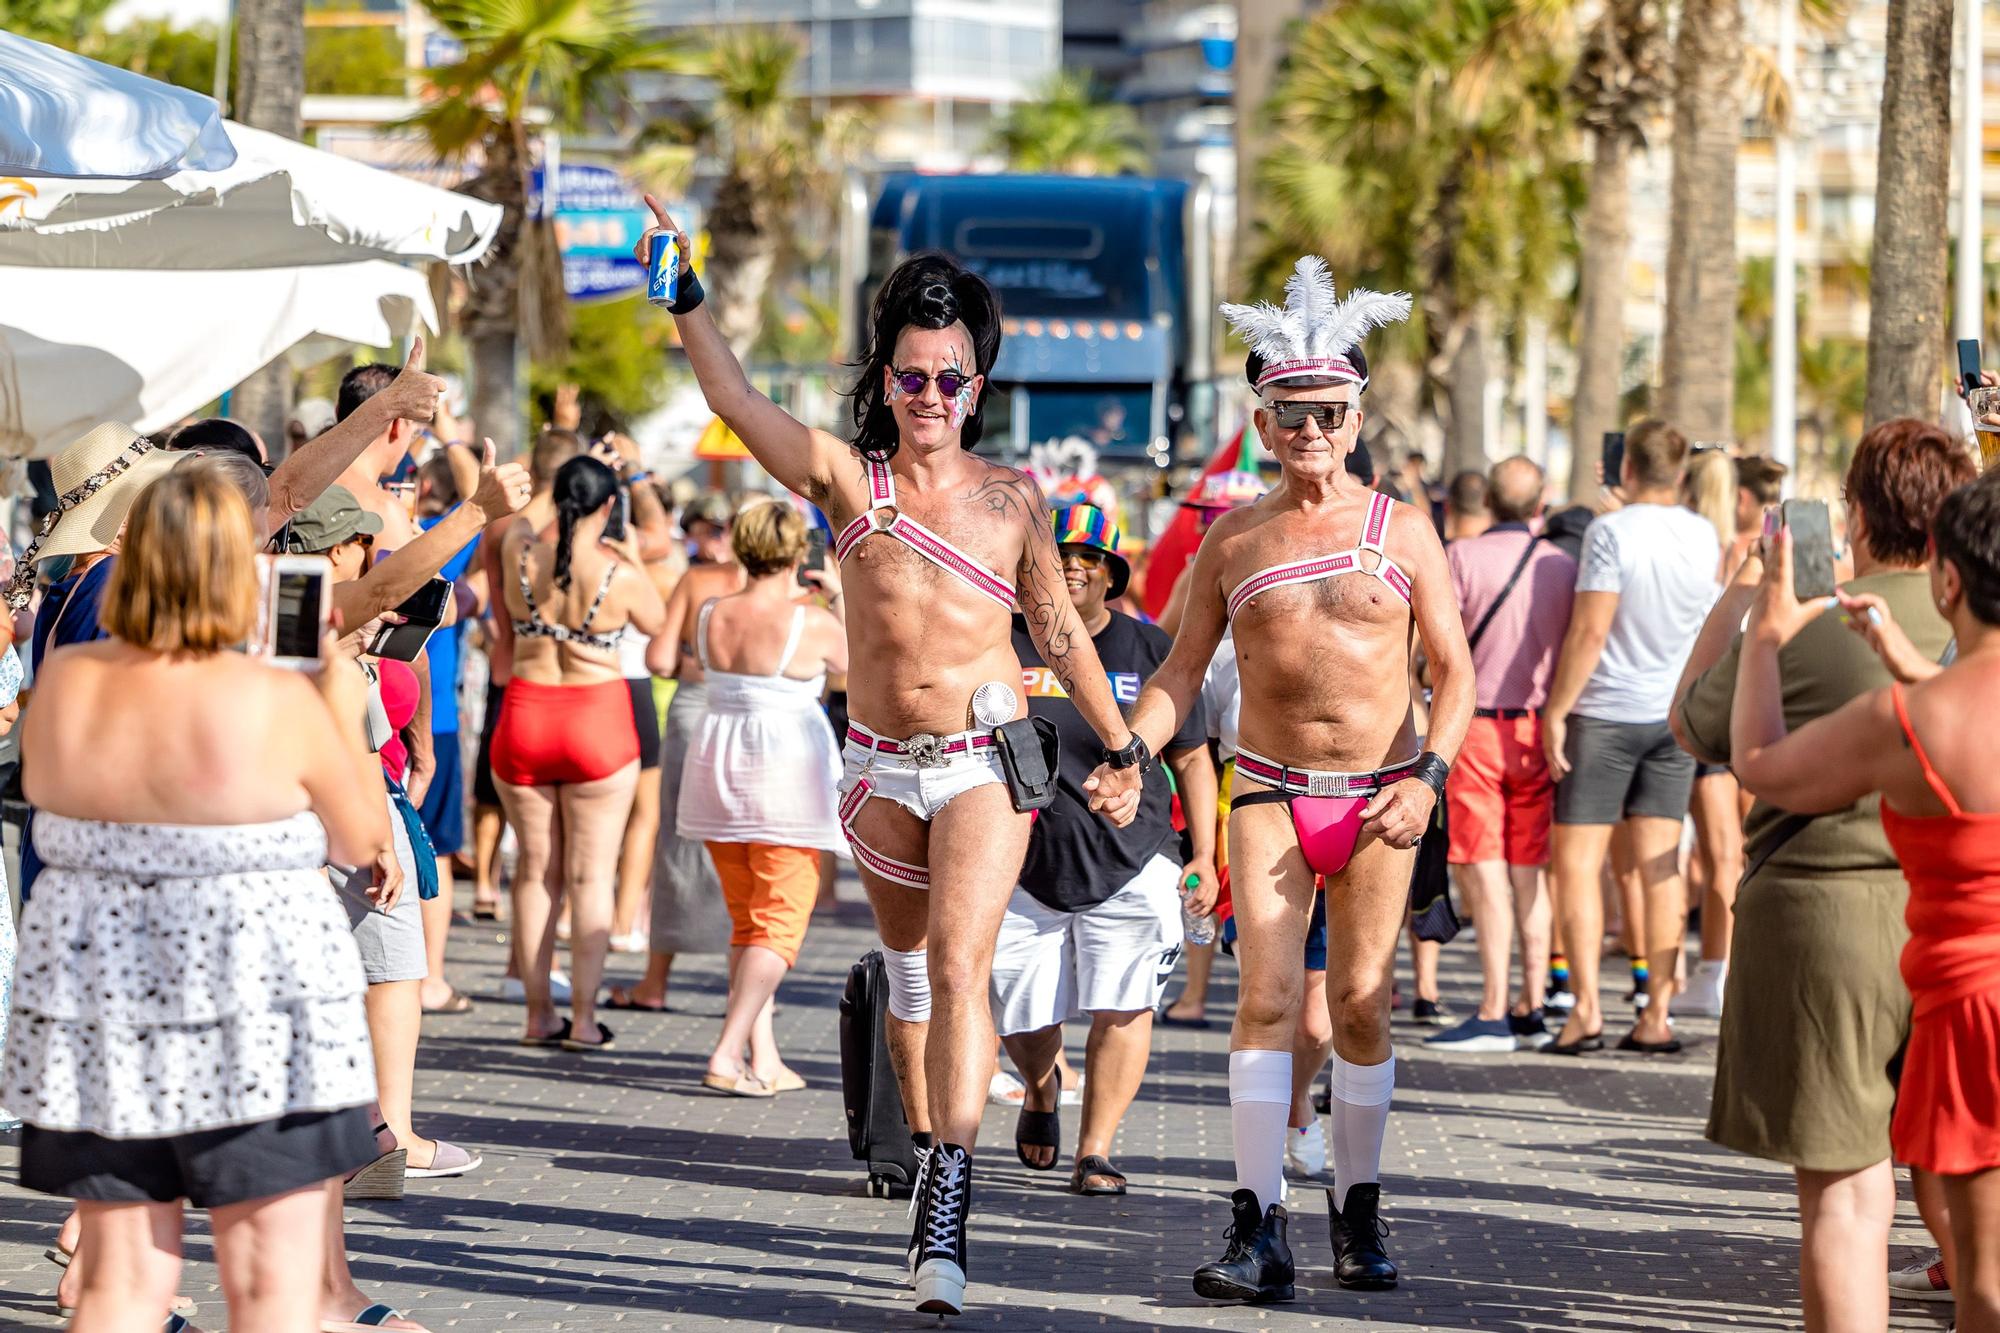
1268, 401, 1353, 432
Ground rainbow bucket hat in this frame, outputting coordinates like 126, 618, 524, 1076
1051, 502, 1130, 600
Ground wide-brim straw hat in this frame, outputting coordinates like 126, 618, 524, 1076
36, 422, 181, 563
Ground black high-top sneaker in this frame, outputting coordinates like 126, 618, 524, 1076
913, 1143, 972, 1316
1191, 1189, 1295, 1304
1329, 1182, 1398, 1290
904, 1137, 936, 1286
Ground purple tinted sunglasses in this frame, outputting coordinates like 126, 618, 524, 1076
893, 368, 972, 398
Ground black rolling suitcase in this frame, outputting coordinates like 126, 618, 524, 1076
839, 950, 919, 1198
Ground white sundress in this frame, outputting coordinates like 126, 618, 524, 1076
3, 812, 376, 1138
676, 602, 845, 853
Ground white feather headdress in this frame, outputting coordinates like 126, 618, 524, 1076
1219, 256, 1412, 392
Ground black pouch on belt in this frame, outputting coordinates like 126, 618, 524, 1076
992, 717, 1061, 813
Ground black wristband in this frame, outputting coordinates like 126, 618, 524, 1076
1412, 751, 1449, 801
668, 267, 705, 315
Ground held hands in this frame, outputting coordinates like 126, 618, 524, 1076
469, 438, 534, 523
1082, 760, 1141, 827
633, 195, 694, 277
382, 336, 446, 424
1836, 590, 1942, 684
1360, 777, 1433, 850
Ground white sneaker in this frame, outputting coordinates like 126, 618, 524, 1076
1285, 1121, 1327, 1179
987, 1069, 1025, 1106
1677, 960, 1728, 1018
499, 971, 573, 1004
1547, 988, 1576, 1011
1889, 1252, 1953, 1303
608, 930, 649, 954
914, 1257, 966, 1316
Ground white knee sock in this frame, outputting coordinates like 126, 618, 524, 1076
1228, 1048, 1294, 1210
1329, 1051, 1395, 1211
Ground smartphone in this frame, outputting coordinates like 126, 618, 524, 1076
1960, 338, 1984, 394
799, 527, 828, 588
1601, 431, 1626, 489
1782, 498, 1838, 601
603, 485, 630, 544
258, 554, 332, 671
367, 576, 452, 662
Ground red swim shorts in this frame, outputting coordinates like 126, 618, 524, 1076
1446, 713, 1552, 867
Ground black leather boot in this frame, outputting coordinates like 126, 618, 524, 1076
1192, 1189, 1296, 1303
1329, 1182, 1398, 1290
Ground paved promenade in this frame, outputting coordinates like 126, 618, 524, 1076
0, 882, 1955, 1331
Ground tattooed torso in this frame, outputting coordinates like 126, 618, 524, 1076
1206, 488, 1424, 771
821, 450, 1063, 737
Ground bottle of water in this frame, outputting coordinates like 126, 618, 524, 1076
1181, 873, 1217, 946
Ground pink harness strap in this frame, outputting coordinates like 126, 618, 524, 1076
838, 776, 931, 889
835, 459, 1017, 611
1225, 490, 1413, 620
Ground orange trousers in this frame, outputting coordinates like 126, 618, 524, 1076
705, 841, 822, 967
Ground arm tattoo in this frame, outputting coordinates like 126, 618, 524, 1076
1010, 477, 1083, 696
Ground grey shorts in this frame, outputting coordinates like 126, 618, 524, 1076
1553, 715, 1697, 825
331, 794, 428, 985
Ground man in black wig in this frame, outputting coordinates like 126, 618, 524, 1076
636, 199, 1144, 1318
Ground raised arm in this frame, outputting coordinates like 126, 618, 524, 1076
634, 197, 843, 503
333, 443, 528, 629
266, 338, 445, 536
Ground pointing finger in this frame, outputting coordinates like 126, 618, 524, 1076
644, 193, 673, 227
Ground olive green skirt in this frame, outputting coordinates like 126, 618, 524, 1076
1707, 869, 1911, 1173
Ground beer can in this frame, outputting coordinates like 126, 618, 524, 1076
647, 233, 679, 308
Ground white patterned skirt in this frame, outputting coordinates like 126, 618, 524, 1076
3, 812, 376, 1138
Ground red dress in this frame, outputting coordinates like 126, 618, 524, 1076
1881, 684, 2000, 1175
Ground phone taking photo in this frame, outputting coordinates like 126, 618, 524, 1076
367, 576, 452, 663
1601, 431, 1626, 489
799, 527, 828, 588
1781, 498, 1838, 601
257, 554, 332, 671
1961, 339, 1984, 394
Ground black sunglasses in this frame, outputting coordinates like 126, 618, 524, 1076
892, 368, 973, 399
1059, 546, 1108, 569
1268, 401, 1353, 432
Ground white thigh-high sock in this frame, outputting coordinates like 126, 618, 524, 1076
1329, 1051, 1395, 1211
1228, 1049, 1294, 1210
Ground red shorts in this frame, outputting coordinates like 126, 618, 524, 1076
1446, 713, 1552, 867
490, 678, 639, 787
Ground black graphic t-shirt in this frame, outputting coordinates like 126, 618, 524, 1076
1011, 613, 1207, 913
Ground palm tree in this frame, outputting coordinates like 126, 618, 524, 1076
1567, 0, 1668, 500
410, 0, 675, 456
633, 27, 864, 360
1658, 0, 1744, 443
229, 0, 306, 449
1255, 0, 1579, 476
988, 71, 1149, 176
1864, 0, 1953, 425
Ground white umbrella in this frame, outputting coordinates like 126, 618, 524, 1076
0, 261, 437, 457
0, 30, 236, 180
0, 121, 499, 269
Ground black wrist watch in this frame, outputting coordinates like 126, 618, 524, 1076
1103, 735, 1152, 774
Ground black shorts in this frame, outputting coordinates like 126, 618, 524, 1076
627, 678, 662, 770
473, 681, 505, 807
20, 1107, 376, 1210
1552, 715, 1697, 825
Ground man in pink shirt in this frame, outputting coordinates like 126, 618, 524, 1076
1427, 456, 1577, 1053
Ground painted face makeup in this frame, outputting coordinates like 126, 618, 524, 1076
949, 382, 976, 429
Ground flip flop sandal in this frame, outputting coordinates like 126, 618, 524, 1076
1015, 1107, 1060, 1171
471, 901, 501, 921
404, 1140, 482, 1179
602, 992, 669, 1012
701, 1071, 776, 1098
561, 1021, 615, 1053
321, 1303, 429, 1332
343, 1148, 408, 1201
420, 988, 473, 1015
518, 1019, 573, 1048
1071, 1154, 1128, 1196
1617, 1032, 1684, 1055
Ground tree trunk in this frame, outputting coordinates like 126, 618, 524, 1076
706, 169, 779, 359
1445, 318, 1490, 478
459, 127, 529, 457
1659, 0, 1742, 442
229, 0, 304, 451
1571, 127, 1630, 503
1865, 0, 1954, 426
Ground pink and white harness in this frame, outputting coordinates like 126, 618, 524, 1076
834, 457, 1018, 611
1225, 490, 1412, 620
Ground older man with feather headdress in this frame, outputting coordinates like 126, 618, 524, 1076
1086, 258, 1475, 1304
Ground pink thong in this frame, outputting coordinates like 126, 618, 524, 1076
1289, 795, 1370, 876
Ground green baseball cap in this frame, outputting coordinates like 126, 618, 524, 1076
287, 484, 384, 553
